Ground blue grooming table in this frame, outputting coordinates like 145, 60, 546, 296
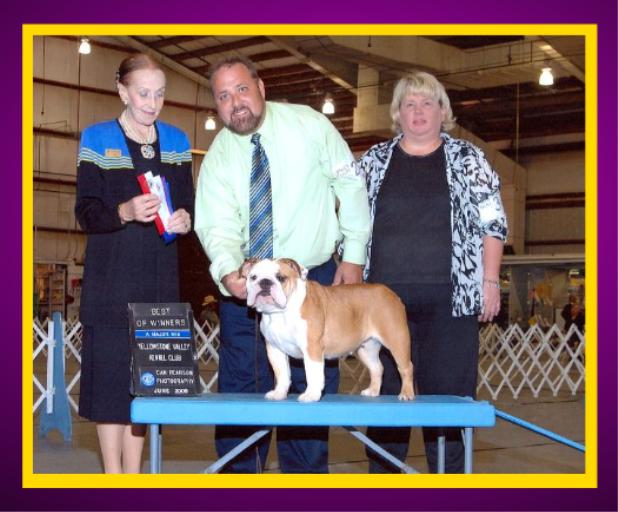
131, 393, 495, 474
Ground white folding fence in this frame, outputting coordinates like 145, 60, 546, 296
477, 323, 585, 400
32, 317, 53, 413
33, 317, 585, 415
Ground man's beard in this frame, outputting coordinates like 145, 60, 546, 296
226, 106, 263, 135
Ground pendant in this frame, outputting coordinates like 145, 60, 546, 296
141, 144, 155, 159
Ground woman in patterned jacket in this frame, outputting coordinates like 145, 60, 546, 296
358, 71, 507, 473
75, 54, 194, 473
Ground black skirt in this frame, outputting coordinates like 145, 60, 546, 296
79, 325, 134, 423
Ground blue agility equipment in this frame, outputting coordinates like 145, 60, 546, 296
38, 312, 72, 442
495, 408, 585, 452
131, 393, 495, 474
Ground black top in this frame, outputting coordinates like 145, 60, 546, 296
561, 304, 585, 331
368, 142, 452, 285
75, 122, 194, 327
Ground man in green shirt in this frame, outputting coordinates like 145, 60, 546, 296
194, 56, 370, 473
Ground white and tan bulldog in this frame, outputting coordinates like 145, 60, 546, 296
241, 258, 414, 403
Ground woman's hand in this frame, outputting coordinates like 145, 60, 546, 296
479, 280, 501, 323
166, 208, 192, 235
479, 236, 504, 323
118, 193, 161, 223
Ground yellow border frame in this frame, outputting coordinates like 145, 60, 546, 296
23, 24, 597, 489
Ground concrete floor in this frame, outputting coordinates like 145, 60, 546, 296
33, 388, 585, 474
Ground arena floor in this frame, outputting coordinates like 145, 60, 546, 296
33, 388, 585, 474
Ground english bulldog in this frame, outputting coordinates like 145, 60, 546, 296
241, 258, 414, 403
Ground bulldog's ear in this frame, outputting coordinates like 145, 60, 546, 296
299, 265, 309, 281
239, 258, 259, 279
278, 258, 308, 280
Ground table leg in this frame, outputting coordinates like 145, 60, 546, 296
149, 424, 160, 474
344, 427, 419, 474
437, 434, 445, 473
464, 427, 473, 474
204, 429, 272, 474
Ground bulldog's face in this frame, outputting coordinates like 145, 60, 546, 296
242, 258, 307, 312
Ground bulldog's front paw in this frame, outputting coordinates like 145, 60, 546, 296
398, 382, 415, 401
361, 386, 380, 397
265, 389, 288, 400
397, 390, 415, 401
298, 389, 321, 402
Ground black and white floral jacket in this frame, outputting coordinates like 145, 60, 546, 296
357, 132, 508, 317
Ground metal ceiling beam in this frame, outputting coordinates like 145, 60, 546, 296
172, 36, 270, 61
453, 91, 585, 117
262, 71, 331, 88
268, 89, 356, 105
447, 77, 583, 103
33, 77, 213, 113
149, 35, 208, 49
426, 36, 525, 50
258, 63, 311, 79
191, 52, 294, 77
249, 49, 292, 63
266, 79, 350, 98
116, 36, 211, 88
501, 141, 584, 157
267, 36, 358, 93
469, 117, 584, 141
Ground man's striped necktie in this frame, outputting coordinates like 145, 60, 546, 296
249, 132, 273, 258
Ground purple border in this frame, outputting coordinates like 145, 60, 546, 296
7, 0, 616, 510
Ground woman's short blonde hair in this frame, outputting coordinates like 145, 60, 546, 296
390, 71, 456, 133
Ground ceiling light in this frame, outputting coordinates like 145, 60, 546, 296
321, 97, 335, 115
78, 38, 91, 55
204, 116, 216, 131
539, 67, 554, 86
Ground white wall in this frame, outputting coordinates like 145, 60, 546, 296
520, 150, 585, 254
522, 150, 584, 195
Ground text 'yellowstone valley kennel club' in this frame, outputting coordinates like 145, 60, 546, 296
128, 303, 201, 396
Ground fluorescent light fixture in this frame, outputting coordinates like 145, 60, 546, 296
321, 97, 335, 115
539, 67, 554, 86
204, 116, 216, 131
78, 38, 91, 55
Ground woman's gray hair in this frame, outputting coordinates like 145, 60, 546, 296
117, 53, 164, 86
390, 71, 456, 133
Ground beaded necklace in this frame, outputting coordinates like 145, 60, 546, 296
119, 110, 157, 159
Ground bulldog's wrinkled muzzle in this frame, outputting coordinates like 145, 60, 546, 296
247, 277, 287, 310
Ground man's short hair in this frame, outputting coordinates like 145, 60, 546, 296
208, 56, 260, 92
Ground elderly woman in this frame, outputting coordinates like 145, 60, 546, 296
358, 71, 507, 473
75, 54, 194, 473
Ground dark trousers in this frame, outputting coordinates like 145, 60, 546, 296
215, 258, 340, 473
366, 283, 479, 473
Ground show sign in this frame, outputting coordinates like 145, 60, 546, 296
128, 303, 201, 396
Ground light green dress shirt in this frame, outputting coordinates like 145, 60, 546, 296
195, 101, 371, 295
